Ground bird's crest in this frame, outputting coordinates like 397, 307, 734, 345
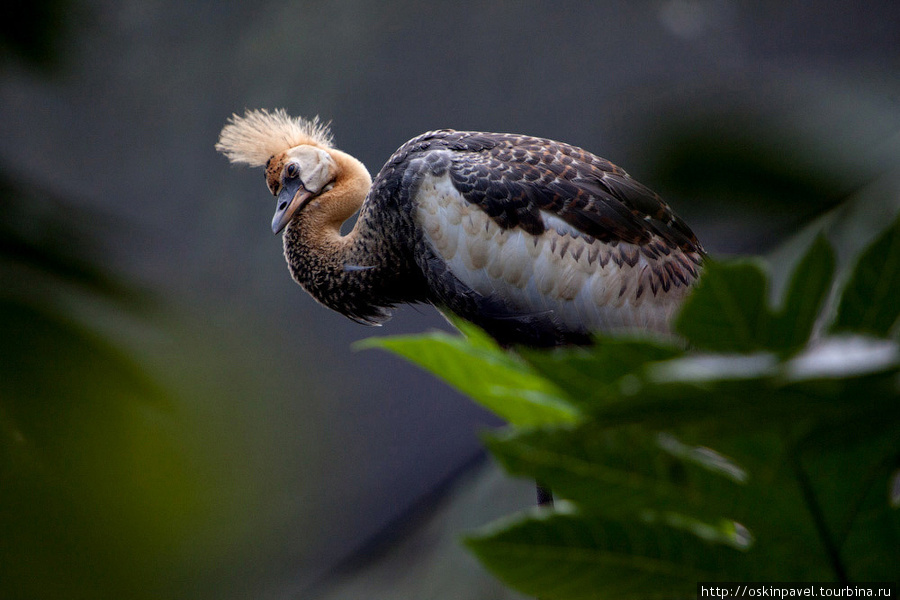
216, 109, 334, 167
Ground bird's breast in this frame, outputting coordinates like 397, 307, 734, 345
414, 173, 700, 335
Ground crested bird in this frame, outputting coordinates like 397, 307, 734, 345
216, 109, 703, 348
216, 109, 704, 505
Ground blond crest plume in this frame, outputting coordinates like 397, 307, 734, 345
215, 109, 334, 167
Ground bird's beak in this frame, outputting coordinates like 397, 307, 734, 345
272, 179, 315, 235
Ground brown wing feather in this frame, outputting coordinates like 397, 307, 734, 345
426, 131, 703, 253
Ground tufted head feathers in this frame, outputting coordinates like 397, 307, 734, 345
216, 109, 334, 167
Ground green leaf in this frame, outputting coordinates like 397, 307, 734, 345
833, 214, 900, 336
465, 509, 820, 600
484, 426, 753, 531
357, 331, 579, 426
771, 235, 836, 352
478, 336, 900, 589
465, 511, 714, 600
0, 299, 168, 419
571, 338, 900, 438
675, 259, 773, 352
519, 337, 682, 407
795, 427, 900, 580
482, 423, 836, 568
0, 176, 151, 309
0, 298, 210, 599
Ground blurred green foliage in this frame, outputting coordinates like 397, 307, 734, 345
367, 213, 900, 598
0, 8, 241, 598
0, 171, 208, 599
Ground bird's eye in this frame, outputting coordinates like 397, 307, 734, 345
286, 163, 299, 178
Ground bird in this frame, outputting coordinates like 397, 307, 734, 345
216, 109, 703, 350
217, 109, 704, 507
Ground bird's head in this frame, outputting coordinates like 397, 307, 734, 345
216, 109, 369, 234
264, 145, 337, 233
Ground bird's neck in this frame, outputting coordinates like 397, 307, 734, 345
282, 150, 422, 323
302, 149, 372, 234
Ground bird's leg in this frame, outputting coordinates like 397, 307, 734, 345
536, 483, 553, 506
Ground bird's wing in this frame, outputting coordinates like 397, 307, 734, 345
437, 131, 702, 253
381, 130, 704, 346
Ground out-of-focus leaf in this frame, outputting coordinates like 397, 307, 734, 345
675, 235, 835, 355
796, 427, 900, 581
473, 331, 900, 593
357, 332, 579, 426
771, 235, 835, 352
0, 299, 167, 415
0, 299, 207, 600
484, 426, 754, 528
574, 342, 900, 442
0, 174, 151, 308
465, 507, 829, 600
518, 337, 681, 407
485, 422, 827, 556
832, 214, 900, 337
675, 259, 773, 352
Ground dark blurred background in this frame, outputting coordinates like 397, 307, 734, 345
1, 1, 899, 598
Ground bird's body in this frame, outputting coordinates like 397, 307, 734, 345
217, 110, 703, 347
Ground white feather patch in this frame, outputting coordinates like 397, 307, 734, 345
415, 174, 693, 335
